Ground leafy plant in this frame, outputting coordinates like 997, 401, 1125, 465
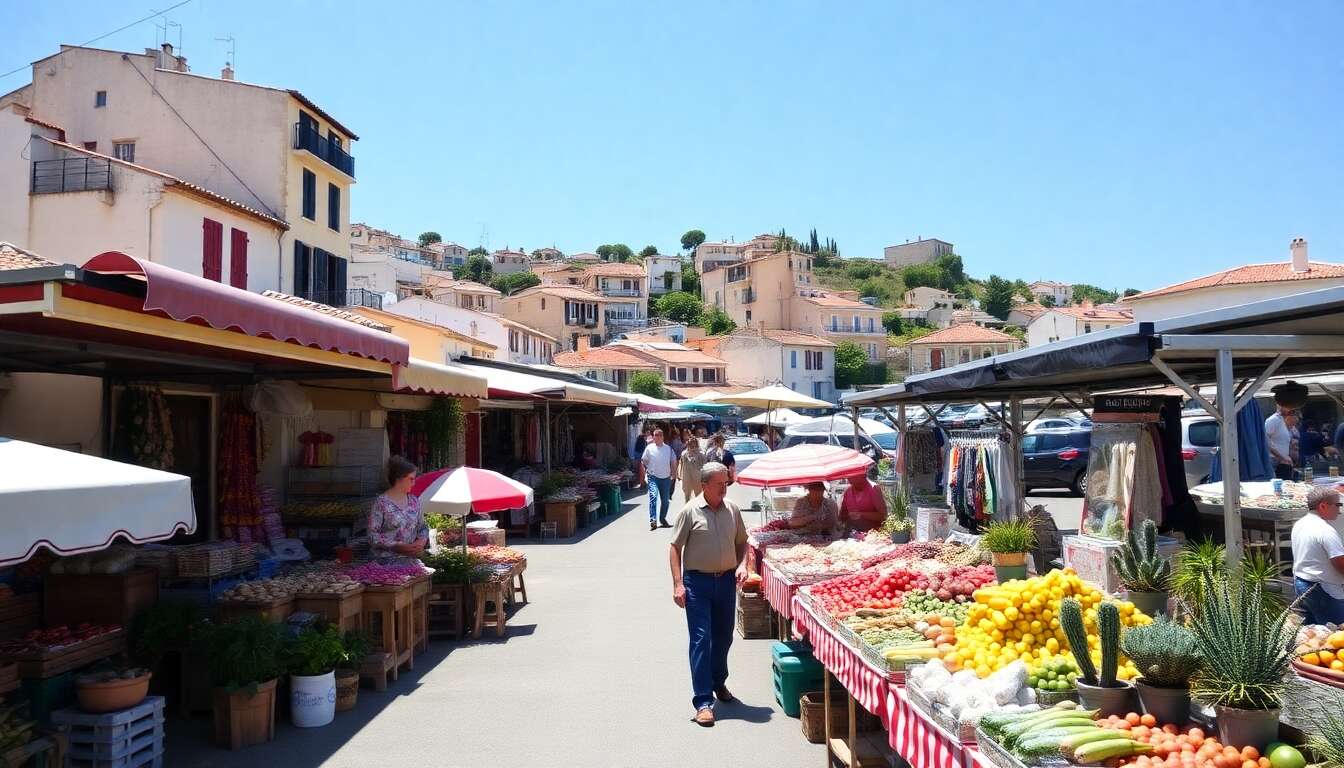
339, 630, 370, 672
205, 616, 287, 693
286, 624, 346, 677
424, 512, 461, 532
1237, 549, 1287, 615
130, 599, 203, 668
1186, 573, 1295, 710
1170, 539, 1227, 610
880, 514, 914, 534
980, 519, 1036, 554
1306, 701, 1344, 768
533, 473, 568, 502
603, 456, 629, 473
1121, 615, 1202, 688
1111, 520, 1171, 593
421, 549, 481, 584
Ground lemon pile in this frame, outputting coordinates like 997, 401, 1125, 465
942, 568, 1152, 679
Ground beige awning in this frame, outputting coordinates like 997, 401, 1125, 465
479, 366, 634, 407
392, 358, 489, 398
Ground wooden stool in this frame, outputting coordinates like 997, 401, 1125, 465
361, 584, 414, 677
470, 581, 507, 639
511, 563, 528, 606
428, 583, 465, 640
410, 576, 430, 655
359, 651, 395, 692
540, 522, 557, 540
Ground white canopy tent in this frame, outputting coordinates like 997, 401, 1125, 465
743, 408, 812, 428
0, 438, 196, 567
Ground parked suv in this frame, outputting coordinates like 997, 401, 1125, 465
1181, 413, 1219, 490
1022, 428, 1091, 496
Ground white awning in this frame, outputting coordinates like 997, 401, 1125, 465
0, 439, 196, 566
480, 367, 634, 407
392, 358, 489, 398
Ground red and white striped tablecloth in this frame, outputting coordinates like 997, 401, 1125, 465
790, 595, 892, 724
886, 683, 979, 768
760, 558, 799, 620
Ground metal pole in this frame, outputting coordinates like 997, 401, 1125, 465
851, 405, 860, 452
897, 404, 908, 496
544, 400, 552, 474
1216, 349, 1242, 564
1010, 397, 1025, 517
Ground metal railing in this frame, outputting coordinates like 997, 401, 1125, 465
293, 123, 356, 177
31, 158, 112, 194
304, 288, 383, 310
741, 291, 756, 304
599, 288, 642, 297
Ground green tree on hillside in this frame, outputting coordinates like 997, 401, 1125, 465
1123, 288, 1141, 297
680, 229, 706, 253
845, 261, 883, 280
1071, 283, 1119, 305
881, 312, 905, 335
856, 278, 890, 303
834, 341, 870, 388
1002, 325, 1027, 342
596, 244, 634, 262
1012, 279, 1033, 301
629, 371, 667, 399
1040, 295, 1057, 308
680, 262, 700, 297
701, 307, 736, 335
467, 246, 488, 257
655, 292, 704, 324
462, 255, 492, 283
902, 263, 941, 289
983, 275, 1016, 320
935, 253, 967, 292
490, 271, 540, 296
638, 245, 659, 259
417, 231, 442, 247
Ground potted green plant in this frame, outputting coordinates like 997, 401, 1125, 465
1170, 539, 1227, 614
1187, 574, 1294, 750
285, 624, 345, 728
1111, 520, 1172, 617
880, 490, 913, 544
206, 616, 286, 750
1121, 615, 1203, 724
1306, 706, 1344, 768
981, 519, 1036, 581
335, 630, 369, 713
1061, 597, 1136, 716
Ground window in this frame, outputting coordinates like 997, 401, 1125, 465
229, 228, 248, 289
1084, 323, 1092, 334
113, 142, 135, 162
790, 350, 797, 369
541, 298, 546, 310
201, 218, 223, 282
83, 141, 97, 151
1021, 435, 1041, 454
830, 315, 839, 331
301, 169, 316, 220
959, 348, 971, 363
94, 91, 107, 108
293, 241, 312, 297
1188, 421, 1219, 447
704, 369, 717, 383
327, 183, 340, 231
853, 316, 861, 332
813, 381, 824, 398
693, 368, 700, 383
867, 317, 875, 333
329, 132, 342, 151
981, 346, 993, 359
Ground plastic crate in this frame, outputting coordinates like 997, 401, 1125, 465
772, 641, 823, 717
53, 696, 165, 768
18, 670, 76, 725
1062, 533, 1180, 594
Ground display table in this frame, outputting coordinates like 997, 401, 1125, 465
885, 683, 982, 768
361, 583, 414, 678
761, 559, 799, 639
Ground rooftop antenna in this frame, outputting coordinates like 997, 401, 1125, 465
215, 35, 236, 71
152, 13, 182, 52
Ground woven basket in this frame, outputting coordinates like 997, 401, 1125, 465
232, 543, 259, 571
175, 544, 235, 579
134, 549, 176, 578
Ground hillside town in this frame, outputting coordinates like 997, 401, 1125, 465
1, 12, 1343, 768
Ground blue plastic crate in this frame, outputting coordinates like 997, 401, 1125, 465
53, 696, 165, 767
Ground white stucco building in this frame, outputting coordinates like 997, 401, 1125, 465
645, 253, 683, 295
384, 295, 555, 365
1029, 280, 1072, 306
695, 329, 837, 402
1026, 302, 1134, 347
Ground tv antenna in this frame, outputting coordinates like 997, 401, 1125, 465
152, 12, 182, 52
215, 35, 236, 70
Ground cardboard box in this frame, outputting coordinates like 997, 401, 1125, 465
916, 506, 954, 542
1062, 533, 1180, 594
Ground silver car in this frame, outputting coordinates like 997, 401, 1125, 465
1181, 413, 1219, 490
723, 436, 770, 511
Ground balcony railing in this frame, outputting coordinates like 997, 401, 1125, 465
741, 291, 756, 304
306, 288, 383, 311
605, 316, 648, 328
599, 288, 642, 297
293, 123, 355, 178
31, 157, 112, 194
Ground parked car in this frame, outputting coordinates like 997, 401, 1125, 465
1181, 413, 1219, 490
1022, 427, 1091, 496
1027, 417, 1084, 433
779, 415, 896, 462
724, 436, 770, 511
938, 404, 984, 429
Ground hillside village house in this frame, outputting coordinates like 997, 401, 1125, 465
424, 241, 468, 268
1, 107, 287, 292
568, 251, 602, 264
618, 323, 696, 344
582, 262, 648, 337
491, 249, 530, 275
347, 243, 433, 304
502, 284, 607, 352
692, 233, 780, 276
1025, 301, 1134, 347
694, 329, 837, 401
1006, 300, 1047, 329
611, 341, 728, 387
424, 276, 501, 313
908, 323, 1023, 374
793, 290, 887, 361
355, 305, 497, 361
552, 338, 660, 390
883, 237, 954, 268
350, 223, 434, 265
531, 262, 586, 286
646, 253, 683, 295
1029, 280, 1072, 306
531, 247, 564, 261
385, 294, 555, 365
1120, 238, 1344, 322
0, 44, 357, 301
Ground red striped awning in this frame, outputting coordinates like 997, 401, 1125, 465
736, 444, 873, 487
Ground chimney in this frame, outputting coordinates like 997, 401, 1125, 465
1291, 237, 1309, 273
221, 64, 234, 81
576, 336, 591, 354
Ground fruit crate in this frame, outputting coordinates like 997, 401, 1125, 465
736, 589, 773, 639
53, 695, 165, 768
975, 727, 1068, 768
7, 631, 127, 679
173, 544, 237, 580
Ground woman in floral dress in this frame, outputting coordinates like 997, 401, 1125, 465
368, 456, 429, 561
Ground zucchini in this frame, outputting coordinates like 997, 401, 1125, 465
981, 702, 1076, 738
1015, 727, 1104, 759
1059, 729, 1133, 758
1004, 718, 1098, 748
1000, 710, 1098, 745
1073, 739, 1151, 765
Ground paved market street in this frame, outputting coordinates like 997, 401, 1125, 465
169, 491, 824, 767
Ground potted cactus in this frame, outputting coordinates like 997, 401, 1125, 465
1121, 615, 1203, 724
1061, 597, 1136, 716
1111, 520, 1172, 617
981, 519, 1036, 581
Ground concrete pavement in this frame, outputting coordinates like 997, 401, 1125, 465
169, 490, 824, 767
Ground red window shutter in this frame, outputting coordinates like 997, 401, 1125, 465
229, 228, 248, 289
201, 218, 223, 282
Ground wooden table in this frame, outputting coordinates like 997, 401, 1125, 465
361, 583, 413, 678
294, 588, 364, 633
470, 581, 508, 639
410, 576, 430, 655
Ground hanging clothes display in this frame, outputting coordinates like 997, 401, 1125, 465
386, 411, 430, 469
894, 427, 946, 493
945, 433, 1016, 532
218, 395, 263, 538
113, 385, 175, 470
1082, 422, 1164, 539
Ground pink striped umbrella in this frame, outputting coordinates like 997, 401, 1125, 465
418, 466, 534, 518
735, 444, 873, 488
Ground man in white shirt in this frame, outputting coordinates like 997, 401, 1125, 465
1291, 485, 1344, 624
1266, 407, 1298, 480
642, 428, 678, 531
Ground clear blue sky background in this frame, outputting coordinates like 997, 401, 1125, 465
4, 1, 1341, 291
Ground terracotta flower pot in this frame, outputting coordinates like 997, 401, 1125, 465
77, 671, 152, 713
1075, 680, 1137, 718
212, 679, 277, 750
335, 669, 360, 713
1135, 681, 1189, 725
991, 552, 1027, 567
1214, 706, 1280, 751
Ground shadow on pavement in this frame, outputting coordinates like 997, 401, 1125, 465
713, 700, 776, 724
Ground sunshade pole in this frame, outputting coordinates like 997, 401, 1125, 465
897, 405, 908, 497
544, 400, 551, 474
1010, 397, 1025, 517
1216, 350, 1243, 565
851, 406, 860, 455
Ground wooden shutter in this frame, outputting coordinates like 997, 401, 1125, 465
302, 170, 316, 219
201, 218, 223, 282
293, 241, 311, 298
327, 183, 340, 231
229, 228, 248, 289
312, 248, 329, 296
332, 254, 347, 297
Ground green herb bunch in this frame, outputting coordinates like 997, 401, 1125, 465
980, 519, 1036, 554
286, 624, 346, 677
205, 616, 287, 692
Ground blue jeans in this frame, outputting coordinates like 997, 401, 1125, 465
648, 476, 673, 523
683, 570, 736, 710
1295, 577, 1344, 624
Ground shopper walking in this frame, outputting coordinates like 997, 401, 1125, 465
633, 427, 651, 488
679, 435, 707, 501
1266, 406, 1298, 480
668, 462, 748, 727
1292, 485, 1344, 624
643, 428, 678, 531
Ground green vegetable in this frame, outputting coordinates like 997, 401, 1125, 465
1016, 726, 1104, 759
1002, 711, 1098, 747
981, 702, 1075, 738
1111, 519, 1171, 594
1060, 597, 1098, 686
1098, 601, 1120, 687
1267, 744, 1305, 768
1073, 738, 1151, 764
1059, 728, 1133, 758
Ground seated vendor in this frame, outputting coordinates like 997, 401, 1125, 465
369, 456, 429, 560
789, 482, 838, 532
839, 473, 887, 533
1292, 485, 1344, 624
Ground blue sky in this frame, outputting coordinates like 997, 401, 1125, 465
4, 1, 1341, 291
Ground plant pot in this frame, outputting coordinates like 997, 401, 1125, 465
1125, 590, 1170, 617
1075, 680, 1137, 717
212, 679, 277, 750
994, 564, 1029, 582
890, 530, 911, 544
335, 669, 359, 713
1135, 681, 1189, 725
991, 552, 1027, 567
1214, 706, 1281, 751
290, 671, 336, 728
76, 671, 152, 713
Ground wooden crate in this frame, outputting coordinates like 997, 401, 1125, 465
736, 589, 773, 639
294, 588, 364, 633
216, 597, 294, 624
543, 502, 577, 538
0, 594, 41, 641
45, 568, 159, 629
10, 630, 127, 679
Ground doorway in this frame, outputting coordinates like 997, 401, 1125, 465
165, 394, 214, 543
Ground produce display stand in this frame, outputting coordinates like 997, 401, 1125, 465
216, 596, 295, 624
761, 559, 800, 640
293, 586, 365, 633
470, 580, 508, 639
7, 629, 127, 679
504, 560, 528, 608
426, 583, 466, 640
410, 575, 430, 656
361, 582, 414, 679
886, 683, 982, 768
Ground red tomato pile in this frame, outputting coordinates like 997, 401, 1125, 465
1097, 715, 1268, 768
0, 623, 121, 655
809, 565, 994, 616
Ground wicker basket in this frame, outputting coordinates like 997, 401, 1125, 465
175, 543, 236, 579
133, 548, 176, 578
799, 690, 881, 744
232, 543, 260, 571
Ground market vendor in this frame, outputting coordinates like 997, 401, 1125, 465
369, 456, 429, 560
1292, 485, 1344, 624
839, 473, 887, 533
1266, 405, 1299, 480
789, 482, 838, 532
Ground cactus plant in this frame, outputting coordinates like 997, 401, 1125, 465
1060, 597, 1098, 686
1121, 616, 1202, 688
1098, 601, 1120, 687
1111, 520, 1171, 593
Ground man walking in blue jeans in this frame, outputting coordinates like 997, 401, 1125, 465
642, 428, 678, 531
668, 462, 748, 726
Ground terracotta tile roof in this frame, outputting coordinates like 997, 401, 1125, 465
709, 328, 836, 348
261, 291, 391, 331
508, 285, 608, 302
431, 279, 500, 296
613, 343, 726, 366
1122, 261, 1344, 301
0, 243, 60, 271
796, 292, 883, 310
530, 262, 584, 275
569, 252, 602, 261
908, 323, 1022, 345
480, 312, 557, 341
355, 306, 498, 349
23, 114, 65, 140
583, 262, 646, 278
552, 346, 660, 371
1030, 280, 1071, 289
286, 90, 358, 140
40, 138, 289, 230
1046, 305, 1133, 322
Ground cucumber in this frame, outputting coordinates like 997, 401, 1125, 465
1015, 727, 1105, 759
1001, 710, 1098, 745
1060, 729, 1135, 758
1004, 718, 1098, 747
1073, 738, 1151, 765
982, 702, 1077, 739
